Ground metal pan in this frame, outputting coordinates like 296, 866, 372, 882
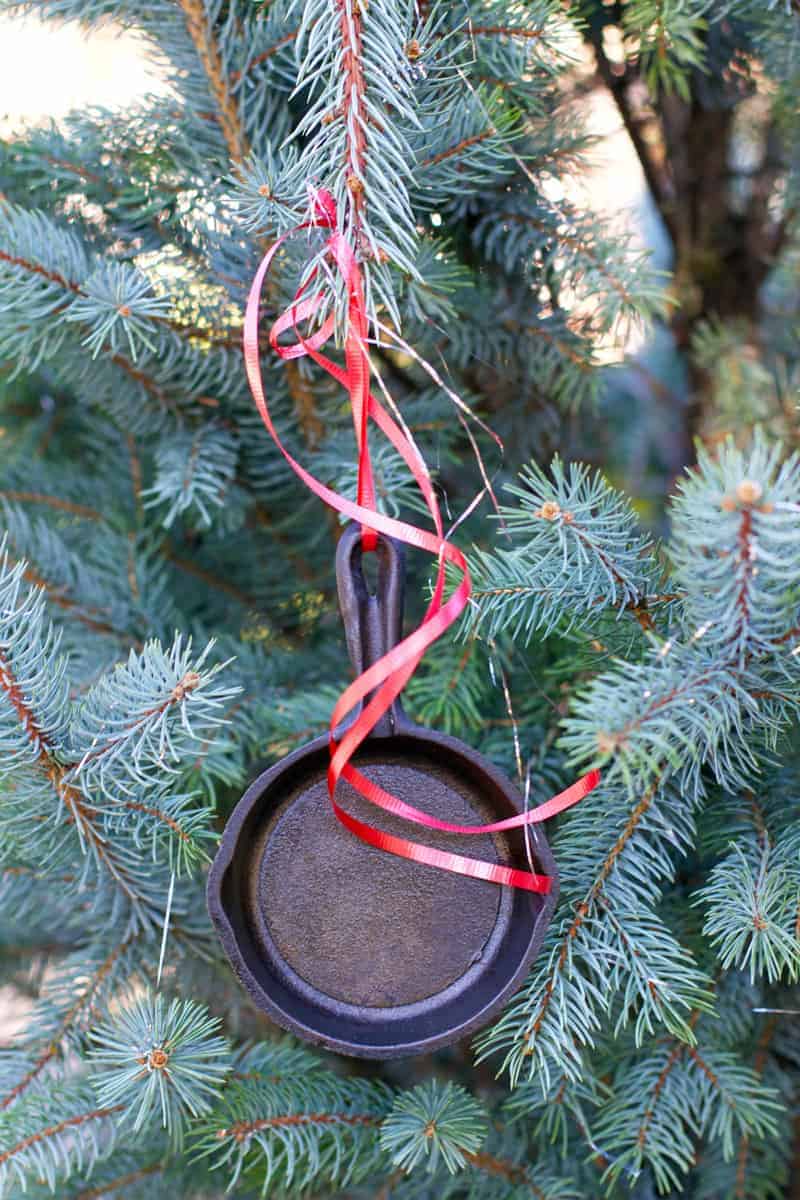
207, 525, 558, 1058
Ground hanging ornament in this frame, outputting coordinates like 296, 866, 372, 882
207, 190, 599, 1057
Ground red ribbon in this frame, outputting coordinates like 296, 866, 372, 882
243, 188, 599, 892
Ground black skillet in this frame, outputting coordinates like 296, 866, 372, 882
207, 524, 559, 1058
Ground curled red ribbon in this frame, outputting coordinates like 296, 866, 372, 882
243, 188, 599, 892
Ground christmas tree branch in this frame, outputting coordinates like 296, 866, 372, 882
636, 1042, 686, 1151
231, 27, 300, 83
74, 1164, 162, 1200
0, 491, 102, 522
0, 1103, 124, 1168
217, 1110, 380, 1138
464, 1149, 548, 1199
0, 934, 139, 1111
522, 788, 656, 1056
177, 0, 250, 163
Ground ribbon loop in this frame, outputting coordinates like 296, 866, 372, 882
243, 189, 599, 891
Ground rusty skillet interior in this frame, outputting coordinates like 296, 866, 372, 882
207, 527, 559, 1058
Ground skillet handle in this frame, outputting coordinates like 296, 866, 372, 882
336, 523, 409, 737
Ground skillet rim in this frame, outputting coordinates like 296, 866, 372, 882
207, 725, 560, 1058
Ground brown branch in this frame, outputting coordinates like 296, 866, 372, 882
75, 1164, 162, 1200
0, 936, 135, 1110
637, 1042, 685, 1148
447, 644, 474, 693
39, 154, 103, 188
178, 0, 249, 162
524, 788, 655, 1049
4, 548, 132, 645
503, 318, 594, 370
746, 790, 771, 851
637, 1010, 704, 1150
284, 360, 325, 448
0, 648, 147, 909
0, 249, 81, 294
123, 800, 191, 842
230, 28, 300, 81
217, 1111, 380, 1141
465, 1150, 546, 1198
0, 648, 48, 746
421, 128, 495, 169
0, 1104, 124, 1167
470, 25, 545, 41
611, 670, 716, 748
732, 505, 754, 649
0, 491, 102, 522
162, 543, 258, 610
337, 0, 369, 235
686, 1045, 720, 1089
126, 433, 143, 523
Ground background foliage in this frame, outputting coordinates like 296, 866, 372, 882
0, 1, 799, 1197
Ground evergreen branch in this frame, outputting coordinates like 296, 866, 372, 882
0, 1085, 125, 1197
90, 992, 232, 1138
669, 435, 800, 664
74, 1164, 162, 1200
177, 0, 250, 162
421, 127, 496, 169
735, 1017, 779, 1197
636, 1041, 686, 1152
231, 27, 300, 81
561, 643, 774, 800
0, 491, 103, 522
474, 199, 668, 331
143, 424, 239, 530
463, 1150, 547, 1199
0, 213, 178, 367
0, 1104, 125, 1165
594, 1036, 779, 1191
381, 1082, 488, 1175
0, 550, 225, 918
521, 788, 656, 1055
465, 457, 657, 642
66, 637, 238, 802
697, 844, 800, 982
197, 1071, 392, 1193
0, 934, 138, 1111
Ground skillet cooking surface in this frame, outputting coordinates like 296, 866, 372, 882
259, 746, 505, 1006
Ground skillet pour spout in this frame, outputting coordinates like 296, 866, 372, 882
207, 524, 559, 1058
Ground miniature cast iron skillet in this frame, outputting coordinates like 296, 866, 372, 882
207, 525, 559, 1058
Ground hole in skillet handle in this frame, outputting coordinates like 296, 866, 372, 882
207, 523, 560, 1058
